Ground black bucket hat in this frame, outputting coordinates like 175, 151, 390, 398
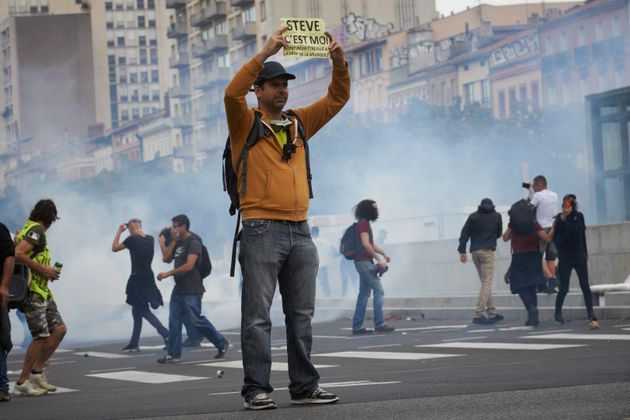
254, 61, 296, 86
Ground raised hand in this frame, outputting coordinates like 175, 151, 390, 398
257, 26, 289, 61
326, 31, 345, 67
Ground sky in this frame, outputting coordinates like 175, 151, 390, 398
436, 0, 581, 15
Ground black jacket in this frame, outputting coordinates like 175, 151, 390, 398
458, 203, 503, 253
553, 211, 588, 264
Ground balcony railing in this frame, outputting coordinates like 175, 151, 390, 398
172, 115, 193, 129
230, 0, 254, 7
232, 21, 257, 41
167, 23, 188, 39
193, 67, 231, 90
192, 35, 229, 57
191, 1, 228, 27
166, 0, 189, 9
169, 53, 190, 68
169, 84, 191, 98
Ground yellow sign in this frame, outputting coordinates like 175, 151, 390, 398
281, 18, 330, 58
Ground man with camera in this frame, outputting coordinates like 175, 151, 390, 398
156, 214, 228, 364
224, 26, 350, 409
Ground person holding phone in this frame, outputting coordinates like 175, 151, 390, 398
552, 194, 599, 329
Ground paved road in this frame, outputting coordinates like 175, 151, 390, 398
3, 318, 630, 419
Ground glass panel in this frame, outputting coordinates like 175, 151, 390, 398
601, 122, 622, 171
604, 176, 625, 223
600, 105, 620, 116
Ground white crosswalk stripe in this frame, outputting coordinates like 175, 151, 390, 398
314, 351, 464, 360
9, 381, 78, 394
523, 333, 630, 341
199, 360, 338, 371
86, 370, 207, 384
73, 351, 132, 359
417, 342, 585, 350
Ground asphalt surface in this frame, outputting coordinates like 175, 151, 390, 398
3, 318, 630, 419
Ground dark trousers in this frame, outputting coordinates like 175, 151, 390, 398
555, 261, 595, 319
129, 304, 169, 347
518, 285, 538, 322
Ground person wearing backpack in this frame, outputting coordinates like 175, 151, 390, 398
351, 199, 394, 336
458, 198, 504, 325
224, 26, 349, 410
112, 218, 169, 352
0, 221, 15, 402
502, 200, 553, 326
156, 214, 228, 363
553, 194, 599, 329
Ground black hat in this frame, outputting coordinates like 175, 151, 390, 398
478, 198, 495, 212
254, 61, 296, 86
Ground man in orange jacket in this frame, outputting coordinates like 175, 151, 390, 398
224, 26, 350, 410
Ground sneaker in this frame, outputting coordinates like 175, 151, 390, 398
554, 313, 565, 324
489, 314, 504, 323
243, 392, 277, 410
30, 373, 57, 392
472, 316, 495, 325
0, 389, 10, 402
122, 344, 140, 353
351, 328, 373, 335
182, 338, 201, 348
290, 387, 339, 405
375, 324, 395, 333
14, 380, 48, 396
156, 355, 180, 364
214, 339, 230, 359
588, 318, 600, 330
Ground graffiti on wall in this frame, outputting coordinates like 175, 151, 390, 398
389, 40, 434, 69
342, 13, 394, 42
490, 33, 540, 68
389, 46, 408, 68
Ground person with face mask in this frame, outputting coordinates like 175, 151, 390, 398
552, 195, 599, 329
112, 218, 169, 352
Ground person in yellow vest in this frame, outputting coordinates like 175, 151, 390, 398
14, 199, 66, 396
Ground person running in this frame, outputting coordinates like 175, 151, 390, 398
224, 26, 350, 409
112, 218, 169, 352
553, 194, 599, 329
14, 199, 66, 396
351, 199, 395, 335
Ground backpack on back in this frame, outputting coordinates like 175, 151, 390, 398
339, 223, 363, 260
509, 199, 535, 235
222, 110, 313, 276
8, 263, 30, 311
198, 244, 212, 279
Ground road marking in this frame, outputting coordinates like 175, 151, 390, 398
395, 325, 469, 332
613, 323, 630, 328
207, 380, 402, 396
441, 336, 487, 342
10, 381, 78, 394
314, 351, 463, 361
528, 329, 573, 335
523, 333, 630, 341
198, 360, 338, 371
74, 351, 132, 359
89, 367, 137, 373
622, 328, 630, 331
417, 342, 586, 350
358, 343, 402, 349
313, 335, 350, 339
468, 326, 533, 333
87, 370, 207, 384
139, 345, 165, 350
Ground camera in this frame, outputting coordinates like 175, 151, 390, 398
522, 182, 531, 189
282, 142, 296, 161
160, 227, 172, 246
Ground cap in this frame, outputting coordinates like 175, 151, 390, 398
254, 61, 296, 86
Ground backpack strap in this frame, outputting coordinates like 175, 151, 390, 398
285, 110, 313, 199
230, 210, 241, 277
237, 111, 269, 195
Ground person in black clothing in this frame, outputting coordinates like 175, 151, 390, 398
112, 218, 169, 352
553, 194, 599, 329
458, 198, 503, 325
0, 222, 15, 402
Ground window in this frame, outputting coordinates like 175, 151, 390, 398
509, 87, 517, 115
137, 0, 144, 9
481, 79, 490, 104
498, 90, 506, 118
260, 0, 266, 21
578, 27, 586, 47
560, 32, 568, 52
117, 36, 125, 47
139, 49, 147, 65
358, 48, 383, 77
216, 21, 227, 35
243, 6, 256, 22
130, 72, 138, 83
595, 21, 604, 42
612, 16, 621, 37
106, 1, 113, 10
601, 122, 623, 171
519, 84, 527, 110
149, 38, 157, 46
107, 21, 114, 29
118, 56, 126, 65
147, 0, 154, 9
531, 81, 539, 110
138, 16, 145, 28
464, 82, 475, 105
545, 35, 554, 56
141, 71, 148, 83
148, 19, 155, 28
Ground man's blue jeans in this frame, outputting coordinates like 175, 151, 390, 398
352, 260, 385, 331
167, 293, 227, 358
239, 220, 319, 400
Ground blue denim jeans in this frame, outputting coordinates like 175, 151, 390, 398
0, 348, 7, 394
239, 219, 319, 399
352, 260, 385, 331
167, 293, 227, 358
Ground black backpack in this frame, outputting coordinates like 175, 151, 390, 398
198, 244, 212, 279
222, 110, 313, 276
339, 223, 363, 260
8, 263, 30, 311
509, 199, 535, 235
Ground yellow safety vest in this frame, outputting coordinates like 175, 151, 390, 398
16, 220, 52, 300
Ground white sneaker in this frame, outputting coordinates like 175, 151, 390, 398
30, 373, 57, 392
14, 380, 48, 396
